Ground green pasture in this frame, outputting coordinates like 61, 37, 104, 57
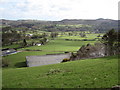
2, 33, 118, 88
20, 38, 97, 51
3, 51, 63, 68
2, 33, 102, 49
3, 55, 118, 88
59, 33, 103, 40
3, 35, 99, 68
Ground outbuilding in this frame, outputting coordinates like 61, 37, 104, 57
2, 49, 17, 56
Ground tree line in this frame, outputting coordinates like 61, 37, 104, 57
2, 26, 59, 47
101, 29, 120, 56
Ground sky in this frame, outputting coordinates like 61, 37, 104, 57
0, 0, 119, 21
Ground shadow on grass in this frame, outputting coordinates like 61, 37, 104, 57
15, 61, 27, 68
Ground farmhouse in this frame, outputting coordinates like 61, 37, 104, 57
36, 43, 41, 46
26, 34, 33, 37
26, 53, 71, 67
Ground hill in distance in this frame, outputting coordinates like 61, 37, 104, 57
1, 18, 118, 33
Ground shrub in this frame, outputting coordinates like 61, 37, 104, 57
2, 58, 9, 67
64, 52, 69, 53
61, 58, 70, 62
82, 39, 88, 41
65, 39, 69, 41
25, 49, 31, 51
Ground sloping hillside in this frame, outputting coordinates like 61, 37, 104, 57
3, 55, 118, 88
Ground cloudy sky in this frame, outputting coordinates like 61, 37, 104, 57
0, 0, 119, 21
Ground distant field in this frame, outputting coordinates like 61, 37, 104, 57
59, 33, 103, 39
3, 55, 118, 88
3, 35, 99, 68
56, 24, 92, 28
20, 37, 97, 51
2, 33, 102, 49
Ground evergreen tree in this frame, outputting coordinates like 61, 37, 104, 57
23, 39, 27, 47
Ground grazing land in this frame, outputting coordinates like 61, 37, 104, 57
3, 55, 118, 88
3, 34, 99, 68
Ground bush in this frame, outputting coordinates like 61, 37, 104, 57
61, 58, 70, 62
25, 49, 31, 51
82, 39, 88, 41
65, 39, 69, 41
2, 58, 9, 67
64, 52, 69, 53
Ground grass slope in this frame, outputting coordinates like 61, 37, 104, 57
3, 55, 118, 88
3, 51, 63, 68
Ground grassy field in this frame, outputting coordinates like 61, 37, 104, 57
59, 33, 103, 40
3, 55, 118, 88
3, 35, 98, 68
20, 33, 100, 51
3, 51, 63, 68
3, 33, 118, 88
20, 39, 96, 51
